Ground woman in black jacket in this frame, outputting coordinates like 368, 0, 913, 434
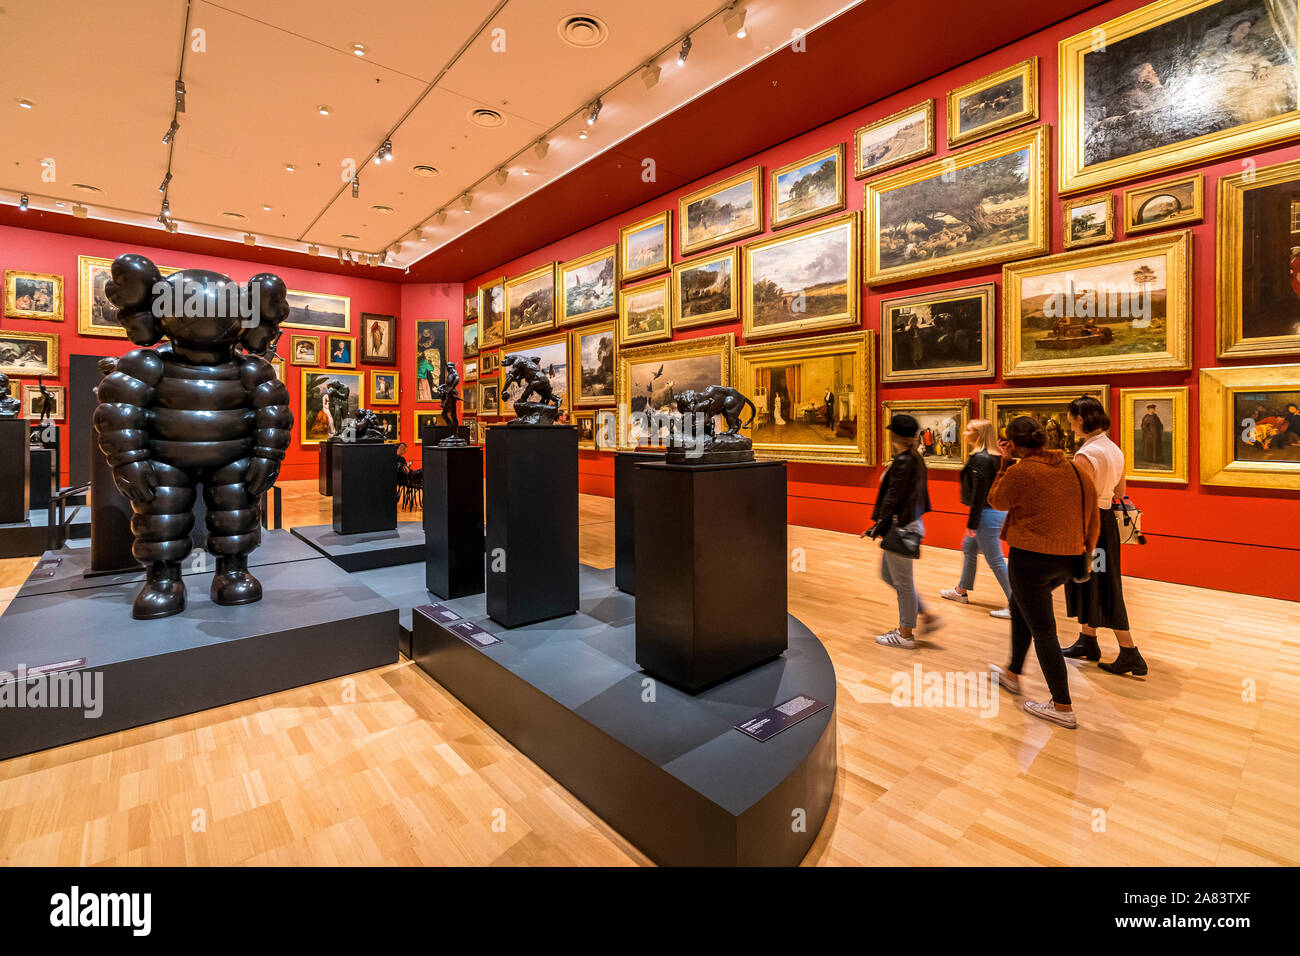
865, 414, 942, 649
941, 419, 1013, 618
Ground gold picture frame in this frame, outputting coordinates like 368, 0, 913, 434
77, 255, 178, 337
679, 166, 763, 256
879, 282, 996, 383
499, 331, 570, 413
672, 247, 739, 330
881, 398, 972, 470
1200, 364, 1300, 489
864, 125, 1050, 286
570, 320, 617, 408
288, 334, 319, 366
616, 333, 734, 447
299, 368, 363, 446
1002, 230, 1192, 379
477, 377, 501, 417
504, 262, 557, 341
854, 99, 935, 179
735, 331, 876, 465
573, 410, 597, 450
325, 335, 356, 369
1217, 158, 1300, 357
478, 277, 506, 349
770, 144, 845, 230
618, 274, 672, 346
620, 210, 672, 282
284, 289, 351, 333
0, 330, 58, 376
1123, 173, 1203, 235
21, 383, 65, 421
1062, 193, 1115, 249
1118, 386, 1189, 485
369, 370, 399, 406
557, 245, 618, 327
742, 211, 859, 340
412, 410, 442, 443
947, 57, 1039, 148
1058, 0, 1300, 194
980, 384, 1110, 458
4, 270, 63, 320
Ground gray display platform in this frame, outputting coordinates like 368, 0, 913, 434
351, 559, 439, 660
290, 521, 425, 572
411, 564, 837, 866
0, 506, 92, 559
0, 542, 400, 761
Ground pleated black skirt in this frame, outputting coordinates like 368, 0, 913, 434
1066, 507, 1130, 630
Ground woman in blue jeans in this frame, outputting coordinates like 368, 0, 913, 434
942, 419, 1013, 619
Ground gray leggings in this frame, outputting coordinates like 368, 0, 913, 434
880, 519, 926, 629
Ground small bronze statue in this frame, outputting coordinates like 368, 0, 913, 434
667, 385, 757, 464
338, 408, 387, 442
436, 361, 467, 445
36, 376, 55, 424
0, 373, 21, 419
502, 353, 562, 426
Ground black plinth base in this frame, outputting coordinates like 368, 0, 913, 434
411, 564, 837, 866
0, 507, 92, 560
0, 534, 399, 761
614, 451, 661, 594
423, 443, 484, 600
485, 425, 578, 628
291, 521, 424, 572
332, 441, 397, 535
318, 439, 335, 496
635, 459, 788, 693
29, 448, 53, 511
0, 419, 31, 524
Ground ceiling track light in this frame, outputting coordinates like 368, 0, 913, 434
162, 120, 178, 145
677, 34, 692, 66
164, 219, 178, 234
18, 194, 29, 211
435, 209, 447, 225
159, 172, 172, 192
381, 140, 393, 162
494, 167, 509, 186
461, 193, 473, 212
723, 4, 748, 38
351, 42, 366, 56
243, 233, 256, 246
72, 203, 87, 219
641, 62, 661, 89
175, 79, 186, 113
308, 244, 319, 256
586, 97, 603, 126
534, 138, 549, 160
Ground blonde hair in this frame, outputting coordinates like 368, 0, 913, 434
967, 419, 999, 454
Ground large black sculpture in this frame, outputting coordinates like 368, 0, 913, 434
0, 373, 20, 419
502, 353, 562, 425
437, 362, 466, 445
667, 385, 757, 464
94, 254, 293, 619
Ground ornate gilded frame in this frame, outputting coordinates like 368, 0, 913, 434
742, 211, 860, 339
1200, 364, 1300, 489
947, 57, 1038, 148
1118, 385, 1189, 485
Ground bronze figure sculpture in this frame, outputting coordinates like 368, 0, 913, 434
0, 373, 20, 419
501, 353, 562, 425
437, 361, 466, 445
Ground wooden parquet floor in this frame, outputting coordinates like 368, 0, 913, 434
0, 479, 1296, 866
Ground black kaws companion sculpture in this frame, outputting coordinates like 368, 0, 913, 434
501, 353, 562, 425
94, 253, 293, 619
667, 385, 757, 464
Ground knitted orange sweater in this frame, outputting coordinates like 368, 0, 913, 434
987, 450, 1101, 556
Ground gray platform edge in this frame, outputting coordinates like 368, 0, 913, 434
290, 523, 425, 573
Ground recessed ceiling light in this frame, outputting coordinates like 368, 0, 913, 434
351, 43, 366, 56
39, 158, 53, 167
285, 163, 296, 172
221, 211, 246, 220
16, 98, 33, 109
409, 164, 441, 179
468, 108, 505, 129
557, 14, 608, 48
371, 204, 394, 214
317, 105, 330, 116
72, 183, 102, 193
262, 203, 271, 211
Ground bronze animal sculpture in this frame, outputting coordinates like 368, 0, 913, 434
502, 353, 562, 425
673, 386, 757, 436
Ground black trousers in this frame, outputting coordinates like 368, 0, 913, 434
1007, 548, 1074, 706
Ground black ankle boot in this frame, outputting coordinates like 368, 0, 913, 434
132, 561, 187, 620
211, 555, 262, 606
1099, 646, 1148, 676
1062, 632, 1101, 662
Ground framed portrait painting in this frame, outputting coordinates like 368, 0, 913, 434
78, 255, 177, 337
1200, 364, 1300, 489
618, 275, 672, 346
735, 331, 875, 465
620, 210, 671, 282
864, 125, 1049, 286
325, 335, 355, 369
571, 320, 617, 407
854, 100, 935, 179
4, 270, 62, 320
881, 398, 972, 470
285, 290, 350, 333
743, 211, 859, 339
1063, 193, 1115, 249
679, 167, 763, 256
0, 331, 57, 376
369, 370, 399, 405
1002, 229, 1192, 378
21, 383, 65, 421
479, 277, 506, 349
371, 410, 400, 444
480, 349, 500, 376
505, 263, 556, 340
359, 313, 396, 364
947, 57, 1038, 147
981, 384, 1110, 457
879, 283, 995, 383
558, 245, 618, 327
300, 369, 362, 445
1059, 0, 1300, 193
673, 248, 739, 330
1119, 385, 1189, 484
289, 334, 319, 366
1123, 174, 1204, 234
414, 321, 448, 401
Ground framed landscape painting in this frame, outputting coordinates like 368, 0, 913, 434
743, 212, 859, 339
505, 263, 556, 340
462, 321, 479, 359
4, 270, 62, 320
1123, 173, 1203, 234
558, 245, 618, 326
620, 210, 672, 282
619, 275, 672, 346
864, 125, 1049, 285
464, 291, 479, 337
947, 57, 1038, 147
359, 313, 396, 364
881, 398, 972, 470
1217, 158, 1300, 357
735, 331, 875, 465
1200, 364, 1300, 489
78, 255, 177, 337
617, 333, 734, 448
1059, 0, 1300, 193
854, 100, 935, 178
0, 330, 57, 376
879, 282, 995, 382
1063, 193, 1115, 249
300, 369, 362, 445
479, 277, 506, 349
571, 320, 617, 407
285, 290, 350, 333
679, 167, 763, 256
770, 145, 845, 230
478, 379, 501, 417
981, 384, 1110, 458
1002, 229, 1192, 378
673, 248, 739, 330
1119, 385, 1189, 484
500, 333, 569, 413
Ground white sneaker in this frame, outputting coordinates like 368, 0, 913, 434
990, 607, 1012, 620
990, 663, 1020, 695
875, 628, 915, 649
940, 588, 969, 604
1024, 699, 1077, 729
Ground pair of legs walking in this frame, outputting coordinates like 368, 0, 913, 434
1001, 548, 1075, 726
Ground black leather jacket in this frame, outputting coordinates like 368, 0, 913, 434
871, 449, 930, 534
960, 451, 1002, 530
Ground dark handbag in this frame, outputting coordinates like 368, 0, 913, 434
881, 522, 921, 559
1069, 463, 1093, 584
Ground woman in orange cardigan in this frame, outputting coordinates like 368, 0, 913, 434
987, 416, 1100, 729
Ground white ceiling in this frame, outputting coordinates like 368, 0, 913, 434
1, 0, 862, 271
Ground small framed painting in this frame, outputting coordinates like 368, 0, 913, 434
673, 247, 739, 330
463, 320, 480, 359
371, 410, 400, 444
879, 282, 995, 383
22, 383, 65, 421
270, 357, 286, 382
4, 270, 63, 320
946, 57, 1038, 148
620, 210, 672, 282
0, 330, 58, 376
558, 245, 618, 326
594, 407, 618, 450
413, 410, 442, 444
770, 144, 845, 231
463, 382, 479, 415
289, 334, 319, 366
464, 291, 479, 347
464, 358, 479, 382
854, 99, 935, 179
505, 263, 557, 341
370, 370, 399, 405
478, 378, 501, 417
325, 335, 355, 369
619, 275, 672, 346
1063, 193, 1115, 249
1118, 386, 1189, 485
480, 349, 500, 376
574, 411, 597, 449
1123, 174, 1203, 236
478, 277, 506, 349
359, 313, 396, 364
1200, 364, 1300, 490
570, 320, 617, 407
679, 166, 763, 256
881, 399, 971, 470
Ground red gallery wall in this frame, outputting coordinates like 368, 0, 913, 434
0, 223, 459, 483
457, 0, 1300, 602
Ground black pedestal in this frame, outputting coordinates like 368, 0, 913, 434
29, 448, 53, 511
485, 425, 578, 627
635, 460, 788, 693
332, 442, 397, 535
318, 439, 335, 496
424, 443, 484, 599
0, 420, 31, 524
614, 451, 661, 594
89, 422, 138, 574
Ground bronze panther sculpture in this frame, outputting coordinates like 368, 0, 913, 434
673, 386, 756, 436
